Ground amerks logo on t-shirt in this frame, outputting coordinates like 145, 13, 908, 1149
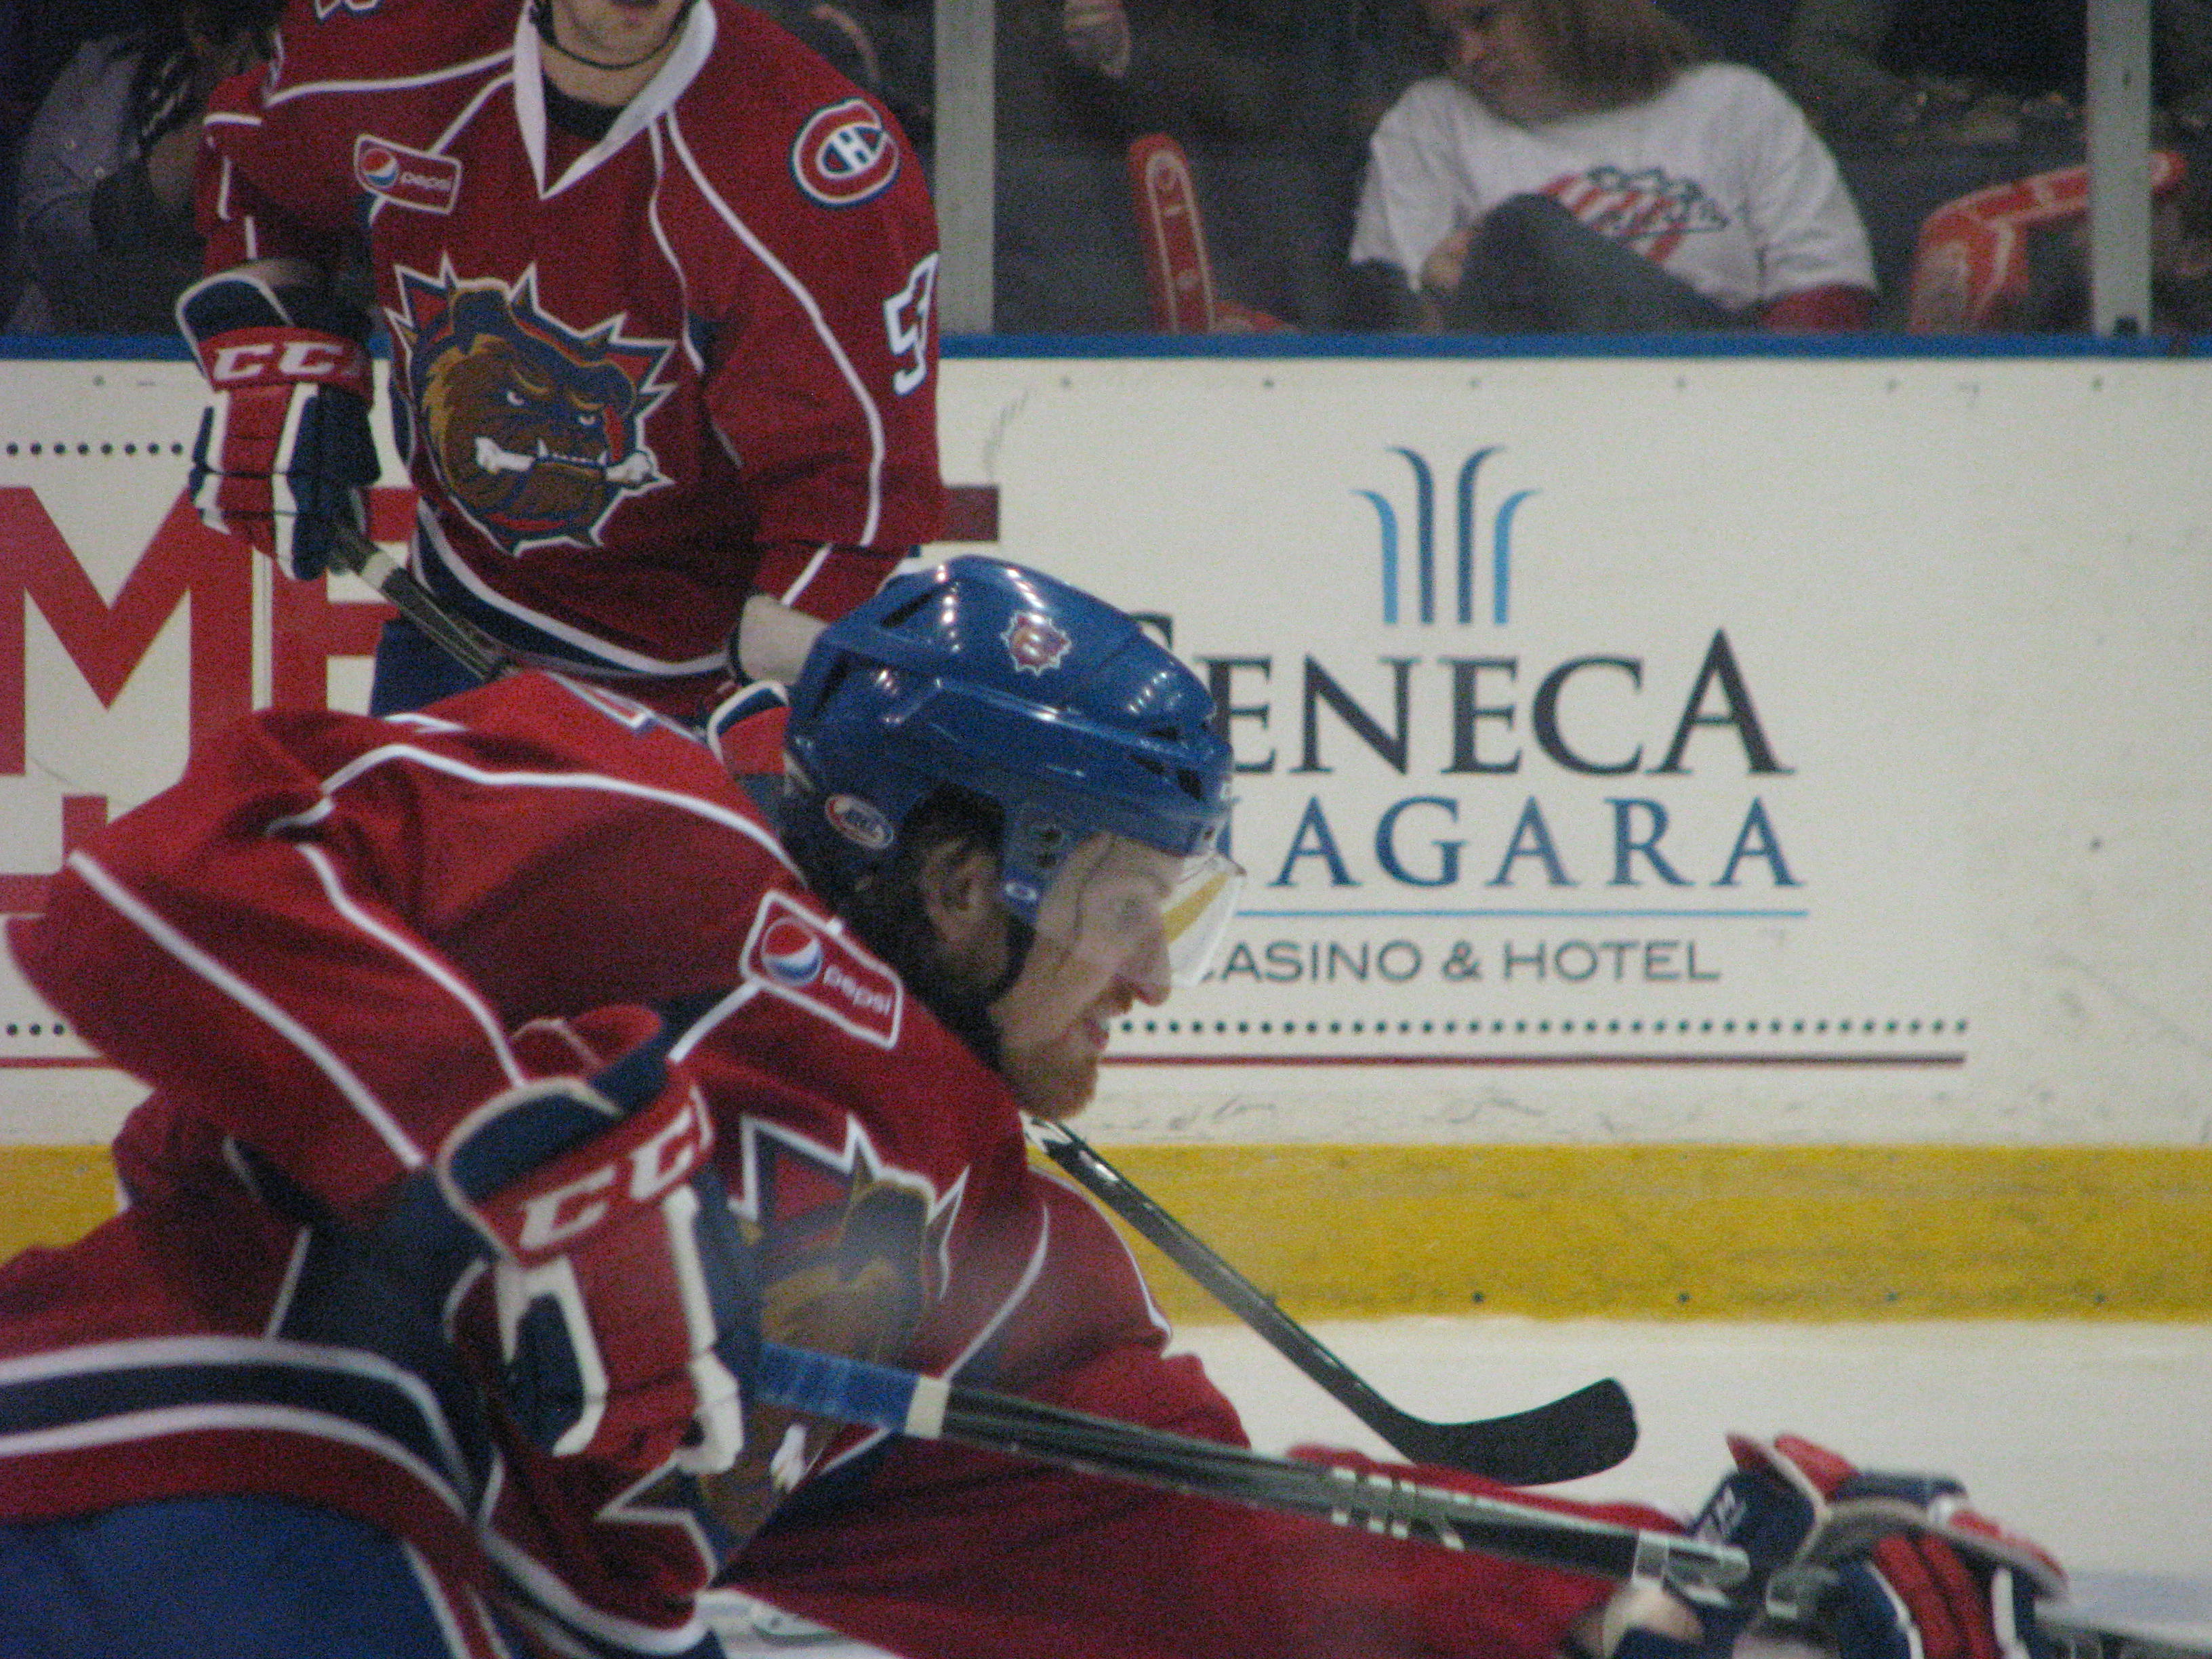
742, 889, 903, 1048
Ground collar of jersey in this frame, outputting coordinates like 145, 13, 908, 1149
511, 0, 716, 197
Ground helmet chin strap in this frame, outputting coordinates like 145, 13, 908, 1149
531, 0, 693, 73
985, 912, 1035, 1004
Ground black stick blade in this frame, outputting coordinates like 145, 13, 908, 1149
1377, 1376, 1637, 1488
1029, 1121, 1640, 1486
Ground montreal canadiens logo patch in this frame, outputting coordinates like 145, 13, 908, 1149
1004, 611, 1072, 674
791, 98, 900, 207
353, 135, 460, 214
743, 890, 902, 1048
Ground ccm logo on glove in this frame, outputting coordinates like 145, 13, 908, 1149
499, 1090, 714, 1255
201, 328, 373, 394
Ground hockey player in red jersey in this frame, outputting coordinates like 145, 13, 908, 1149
176, 0, 945, 717
0, 559, 2060, 1658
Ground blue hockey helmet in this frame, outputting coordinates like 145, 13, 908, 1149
780, 557, 1240, 985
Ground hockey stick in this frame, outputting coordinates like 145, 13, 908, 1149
752, 1337, 1742, 1603
323, 521, 827, 688
2040, 1572, 2212, 1659
1028, 1118, 1637, 1486
759, 1338, 2175, 1645
325, 520, 510, 684
315, 522, 1634, 1486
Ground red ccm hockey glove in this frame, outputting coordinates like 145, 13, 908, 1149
177, 270, 379, 579
436, 1008, 758, 1478
1629, 1434, 2065, 1659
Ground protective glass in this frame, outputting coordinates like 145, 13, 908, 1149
1021, 832, 1244, 991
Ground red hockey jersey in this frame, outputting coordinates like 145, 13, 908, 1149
0, 675, 1670, 1659
197, 0, 945, 691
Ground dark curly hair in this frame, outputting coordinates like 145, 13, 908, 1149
787, 784, 1029, 1068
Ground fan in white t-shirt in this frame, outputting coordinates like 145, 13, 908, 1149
1351, 0, 1877, 331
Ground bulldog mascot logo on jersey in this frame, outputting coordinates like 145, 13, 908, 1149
387, 259, 675, 556
678, 1116, 963, 1535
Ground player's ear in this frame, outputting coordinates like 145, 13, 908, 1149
918, 838, 1006, 968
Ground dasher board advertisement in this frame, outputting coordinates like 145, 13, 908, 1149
3, 353, 2209, 1151
934, 354, 2212, 1145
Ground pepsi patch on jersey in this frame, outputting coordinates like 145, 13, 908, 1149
354, 135, 460, 215
790, 98, 900, 207
741, 890, 903, 1048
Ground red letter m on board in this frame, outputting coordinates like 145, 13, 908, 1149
0, 490, 251, 909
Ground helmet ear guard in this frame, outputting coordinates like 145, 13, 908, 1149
777, 558, 1240, 983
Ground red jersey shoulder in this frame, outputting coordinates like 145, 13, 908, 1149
262, 0, 512, 99
688, 1, 918, 217
423, 672, 765, 806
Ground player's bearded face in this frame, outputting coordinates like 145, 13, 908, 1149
989, 834, 1237, 1120
924, 832, 1237, 1119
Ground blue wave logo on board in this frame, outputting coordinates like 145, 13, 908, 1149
1355, 448, 1537, 627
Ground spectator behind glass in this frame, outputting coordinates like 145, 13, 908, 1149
1085, 0, 1395, 329
1906, 136, 2212, 334
993, 0, 1227, 331
800, 0, 1410, 331
1349, 0, 1875, 332
1782, 0, 2212, 152
997, 0, 1393, 330
8, 0, 276, 335
1, 0, 161, 325
772, 0, 1151, 331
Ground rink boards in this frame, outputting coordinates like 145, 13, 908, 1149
1, 347, 2209, 1319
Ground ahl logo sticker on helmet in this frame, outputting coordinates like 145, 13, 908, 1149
791, 98, 900, 207
825, 792, 895, 851
1003, 612, 1073, 674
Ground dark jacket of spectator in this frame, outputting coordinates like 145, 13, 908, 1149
9, 0, 276, 335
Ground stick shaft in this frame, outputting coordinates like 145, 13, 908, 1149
752, 1339, 1742, 1598
1035, 1121, 1394, 1411
325, 522, 508, 684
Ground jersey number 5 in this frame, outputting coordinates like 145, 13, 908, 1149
884, 253, 939, 396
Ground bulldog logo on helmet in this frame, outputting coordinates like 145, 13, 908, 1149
385, 258, 674, 557
1003, 612, 1072, 674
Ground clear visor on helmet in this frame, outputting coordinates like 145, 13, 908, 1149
1019, 833, 1244, 992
